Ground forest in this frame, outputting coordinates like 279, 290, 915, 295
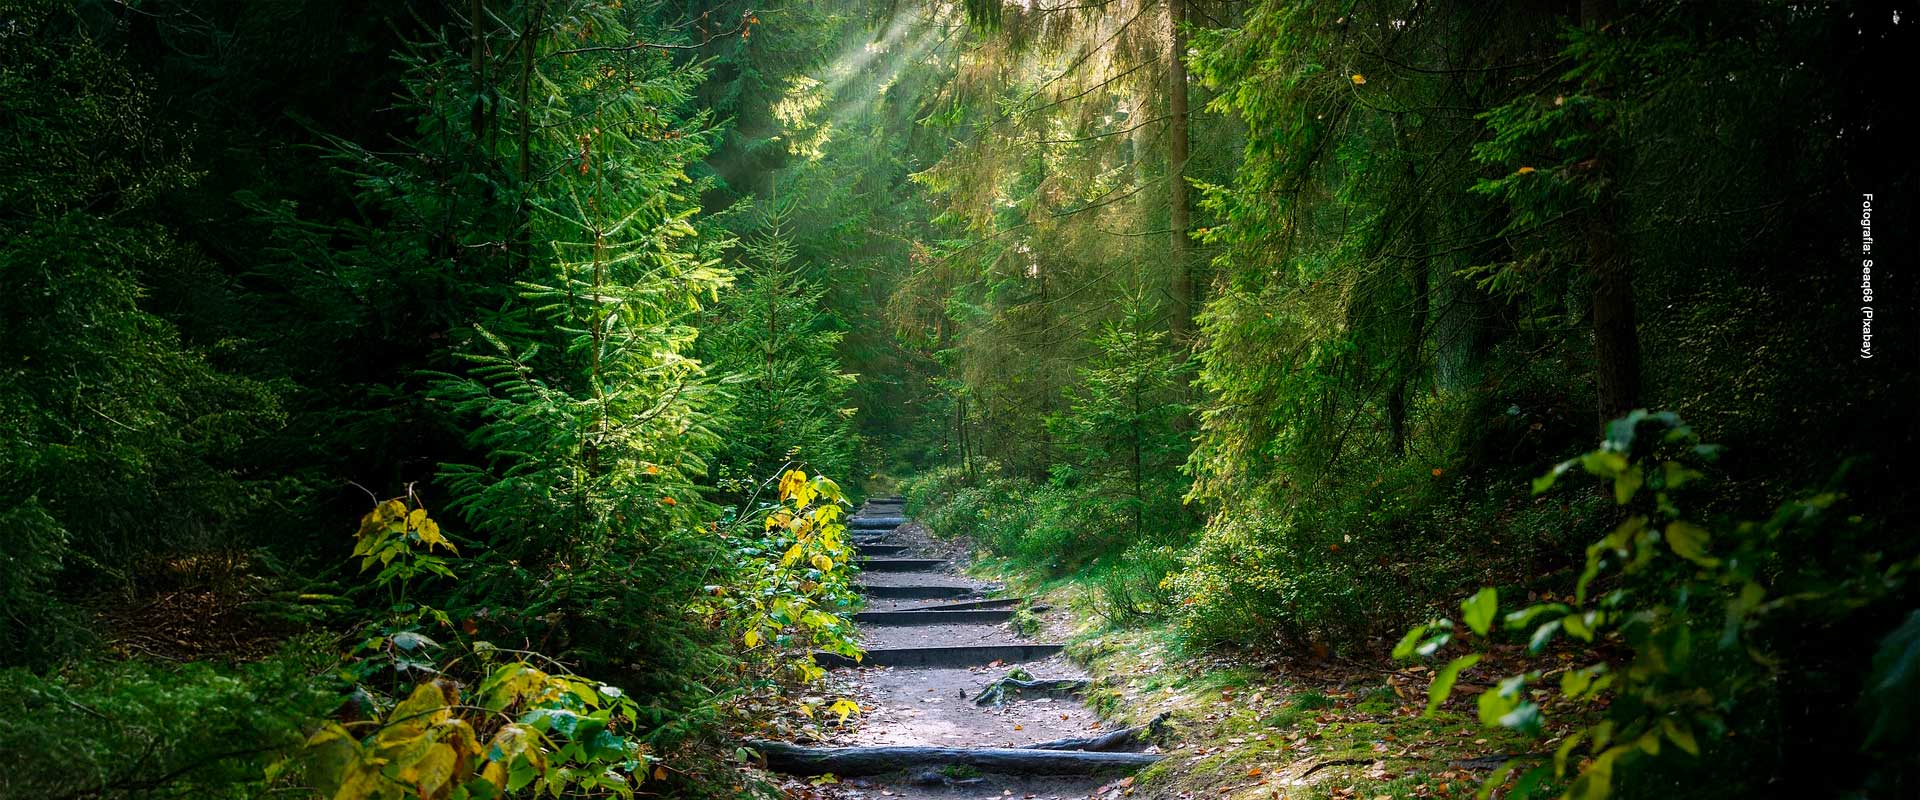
0, 0, 1914, 798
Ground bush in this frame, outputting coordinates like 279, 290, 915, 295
0, 645, 338, 799
1398, 412, 1920, 799
906, 466, 1141, 576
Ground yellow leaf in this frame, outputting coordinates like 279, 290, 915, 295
778, 470, 808, 501
481, 760, 507, 792
1662, 718, 1700, 756
810, 554, 835, 572
1351, 73, 1367, 84
744, 628, 761, 648
1517, 166, 1537, 174
391, 682, 453, 728
653, 765, 669, 781
398, 742, 457, 799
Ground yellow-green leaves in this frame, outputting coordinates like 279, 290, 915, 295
1664, 521, 1718, 567
1423, 654, 1480, 717
721, 469, 863, 720
1662, 718, 1700, 756
1462, 587, 1498, 636
350, 495, 457, 590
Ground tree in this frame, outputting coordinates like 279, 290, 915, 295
698, 197, 860, 494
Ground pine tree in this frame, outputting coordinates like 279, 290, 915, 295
699, 196, 859, 495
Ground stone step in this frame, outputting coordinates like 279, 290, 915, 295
858, 558, 945, 572
852, 608, 1015, 625
849, 516, 908, 528
814, 643, 1064, 668
749, 741, 1157, 777
855, 583, 977, 599
854, 543, 908, 556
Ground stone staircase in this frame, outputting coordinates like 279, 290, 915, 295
750, 498, 1160, 798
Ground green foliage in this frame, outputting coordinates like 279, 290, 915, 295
1399, 412, 1917, 799
904, 466, 1184, 621
287, 497, 674, 799
698, 201, 860, 495
0, 0, 282, 666
703, 469, 864, 706
0, 646, 339, 799
1044, 294, 1195, 543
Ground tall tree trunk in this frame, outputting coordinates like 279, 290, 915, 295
1167, 0, 1193, 340
1388, 123, 1430, 457
469, 0, 488, 138
1580, 0, 1640, 423
1389, 261, 1429, 457
515, 3, 540, 273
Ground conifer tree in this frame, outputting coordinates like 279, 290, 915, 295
699, 196, 859, 494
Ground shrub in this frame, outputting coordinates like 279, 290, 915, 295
0, 646, 338, 799
1399, 412, 1919, 799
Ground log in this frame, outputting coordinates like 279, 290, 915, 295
850, 516, 908, 528
909, 597, 1023, 611
813, 644, 1063, 668
856, 584, 976, 599
1022, 713, 1169, 752
854, 609, 1015, 626
859, 558, 945, 572
748, 741, 1159, 777
855, 544, 909, 556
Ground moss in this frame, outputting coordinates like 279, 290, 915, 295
936, 764, 982, 779
1353, 684, 1397, 715
1011, 552, 1565, 800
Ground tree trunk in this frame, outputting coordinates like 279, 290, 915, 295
1578, 0, 1639, 424
1167, 0, 1193, 340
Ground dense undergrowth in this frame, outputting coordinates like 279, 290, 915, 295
2, 1, 878, 797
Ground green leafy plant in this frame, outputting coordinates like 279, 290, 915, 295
1397, 411, 1913, 800
290, 497, 666, 799
704, 468, 863, 723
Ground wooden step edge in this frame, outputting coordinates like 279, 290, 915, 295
851, 608, 1015, 625
813, 644, 1063, 668
746, 741, 1158, 777
855, 584, 979, 599
905, 597, 1023, 611
857, 558, 947, 572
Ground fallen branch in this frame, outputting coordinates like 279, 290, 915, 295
974, 677, 1090, 707
1301, 757, 1376, 776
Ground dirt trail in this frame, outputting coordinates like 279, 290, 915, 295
763, 500, 1156, 800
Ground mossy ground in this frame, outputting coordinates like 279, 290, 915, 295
966, 556, 1572, 800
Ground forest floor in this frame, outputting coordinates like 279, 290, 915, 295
979, 562, 1557, 800
766, 507, 1552, 800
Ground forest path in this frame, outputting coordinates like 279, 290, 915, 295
756, 499, 1158, 800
